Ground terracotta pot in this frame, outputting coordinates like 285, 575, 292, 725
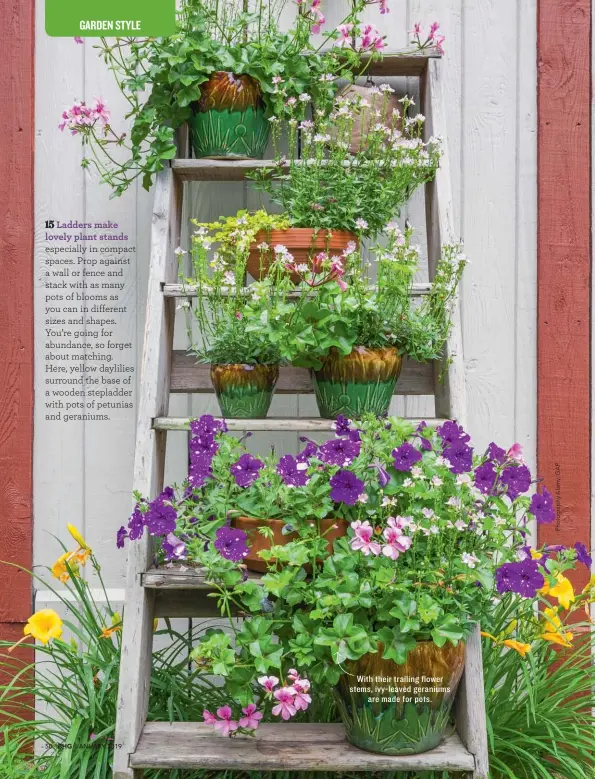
231, 516, 348, 573
247, 228, 358, 282
312, 346, 403, 419
190, 72, 270, 160
210, 364, 278, 419
335, 640, 466, 755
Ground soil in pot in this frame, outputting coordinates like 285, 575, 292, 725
211, 364, 278, 419
247, 228, 357, 282
190, 72, 270, 160
335, 639, 466, 755
231, 516, 348, 573
312, 346, 403, 419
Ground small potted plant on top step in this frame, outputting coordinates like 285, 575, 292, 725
250, 224, 466, 419
246, 93, 440, 279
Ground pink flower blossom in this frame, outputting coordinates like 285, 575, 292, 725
379, 0, 390, 13
430, 21, 440, 37
507, 443, 525, 463
239, 703, 263, 730
74, 37, 84, 44
360, 24, 386, 52
410, 22, 422, 35
287, 668, 301, 681
434, 35, 446, 54
382, 525, 411, 560
213, 705, 239, 736
337, 23, 354, 46
59, 99, 111, 134
272, 686, 298, 720
258, 675, 279, 692
203, 709, 217, 725
92, 98, 110, 124
293, 679, 312, 711
350, 520, 381, 556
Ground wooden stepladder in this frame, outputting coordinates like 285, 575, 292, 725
113, 54, 489, 779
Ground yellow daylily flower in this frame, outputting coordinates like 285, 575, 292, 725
74, 548, 92, 566
480, 631, 498, 643
100, 625, 121, 639
540, 607, 574, 647
51, 552, 80, 583
502, 639, 531, 657
530, 549, 543, 560
549, 574, 575, 610
24, 609, 63, 645
67, 524, 89, 550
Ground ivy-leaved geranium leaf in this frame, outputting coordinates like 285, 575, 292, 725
431, 616, 464, 647
417, 593, 442, 625
377, 627, 417, 665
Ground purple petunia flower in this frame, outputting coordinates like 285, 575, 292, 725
142, 488, 178, 536
369, 463, 391, 488
128, 506, 145, 541
330, 469, 365, 505
188, 455, 213, 489
437, 420, 470, 447
574, 541, 592, 568
415, 422, 433, 451
443, 441, 474, 475
474, 461, 498, 495
230, 454, 263, 487
487, 442, 506, 464
116, 526, 127, 549
392, 442, 422, 472
319, 437, 361, 466
297, 441, 319, 462
501, 464, 531, 500
190, 415, 227, 436
277, 455, 310, 487
495, 559, 544, 598
162, 533, 187, 561
335, 415, 351, 436
189, 432, 219, 461
214, 526, 249, 562
529, 488, 555, 524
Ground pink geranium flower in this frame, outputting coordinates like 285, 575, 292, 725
272, 687, 297, 720
203, 709, 217, 725
507, 443, 525, 463
350, 520, 381, 556
213, 705, 239, 736
337, 23, 354, 46
293, 679, 312, 711
287, 668, 301, 681
382, 526, 412, 560
258, 675, 279, 692
239, 703, 263, 730
74, 37, 84, 44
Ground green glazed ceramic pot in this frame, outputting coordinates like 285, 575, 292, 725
211, 363, 278, 419
190, 72, 270, 159
312, 346, 403, 420
335, 640, 466, 755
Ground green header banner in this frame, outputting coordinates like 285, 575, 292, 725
46, 0, 177, 37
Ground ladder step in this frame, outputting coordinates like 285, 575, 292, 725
153, 417, 446, 432
164, 283, 432, 297
143, 564, 260, 589
170, 354, 435, 396
130, 723, 474, 772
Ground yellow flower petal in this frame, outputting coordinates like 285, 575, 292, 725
67, 524, 88, 550
541, 631, 573, 648
23, 609, 63, 645
502, 639, 532, 657
74, 548, 91, 566
100, 625, 121, 639
530, 549, 543, 560
549, 574, 575, 610
480, 631, 498, 642
153, 618, 159, 633
51, 552, 79, 583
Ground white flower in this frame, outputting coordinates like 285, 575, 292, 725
357, 493, 369, 504
422, 507, 435, 519
257, 242, 270, 251
411, 466, 424, 479
378, 83, 395, 93
176, 300, 191, 310
223, 271, 236, 285
455, 473, 472, 486
355, 218, 369, 230
194, 226, 208, 236
274, 244, 288, 255
435, 456, 448, 467
299, 93, 311, 102
320, 73, 335, 82
174, 246, 187, 256
461, 552, 480, 569
313, 133, 331, 143
446, 496, 461, 508
402, 478, 413, 487
455, 519, 467, 531
431, 475, 443, 487
429, 524, 439, 534
296, 263, 309, 273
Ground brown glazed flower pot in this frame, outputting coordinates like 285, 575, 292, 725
312, 346, 404, 419
335, 640, 466, 754
247, 228, 358, 282
210, 364, 278, 419
231, 516, 348, 573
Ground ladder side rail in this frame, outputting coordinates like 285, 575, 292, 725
454, 624, 490, 778
422, 58, 467, 427
113, 167, 183, 779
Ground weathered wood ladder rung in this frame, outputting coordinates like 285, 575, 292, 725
113, 53, 488, 778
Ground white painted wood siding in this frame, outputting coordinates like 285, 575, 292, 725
33, 0, 537, 588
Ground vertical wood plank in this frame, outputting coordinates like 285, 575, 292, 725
0, 0, 35, 706
537, 0, 591, 588
113, 169, 181, 778
455, 624, 489, 778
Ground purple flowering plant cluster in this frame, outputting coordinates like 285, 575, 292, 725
117, 413, 591, 734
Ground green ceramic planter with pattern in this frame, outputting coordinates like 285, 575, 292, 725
190, 72, 270, 159
312, 346, 403, 420
335, 640, 465, 755
211, 363, 278, 419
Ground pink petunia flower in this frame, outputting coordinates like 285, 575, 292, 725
350, 520, 381, 556
272, 687, 298, 720
213, 705, 239, 736
258, 675, 279, 692
239, 703, 263, 730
